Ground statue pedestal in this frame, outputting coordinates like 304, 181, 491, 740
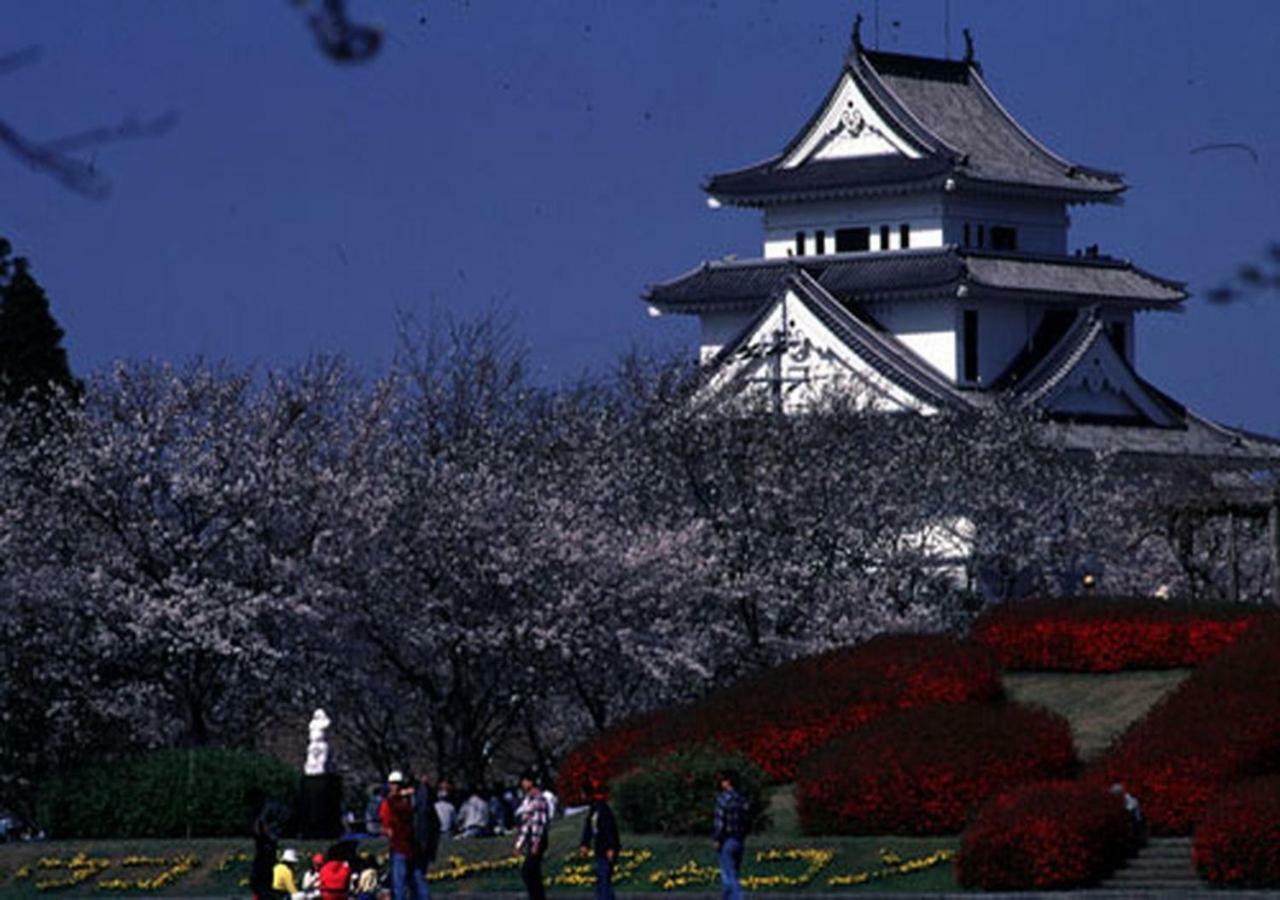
298, 773, 343, 839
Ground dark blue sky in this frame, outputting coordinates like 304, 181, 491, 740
4, 1, 1280, 432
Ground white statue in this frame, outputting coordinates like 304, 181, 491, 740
304, 708, 332, 775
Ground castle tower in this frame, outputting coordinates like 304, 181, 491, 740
643, 16, 1280, 466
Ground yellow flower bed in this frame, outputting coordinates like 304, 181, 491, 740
827, 847, 954, 886
97, 854, 200, 891
15, 854, 112, 891
549, 849, 654, 887
427, 854, 522, 881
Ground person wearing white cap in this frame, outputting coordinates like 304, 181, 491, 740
380, 771, 427, 900
273, 848, 301, 898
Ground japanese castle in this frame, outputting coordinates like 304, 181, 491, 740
644, 18, 1279, 467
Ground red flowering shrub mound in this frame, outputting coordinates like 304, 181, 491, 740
794, 702, 1077, 835
557, 634, 1002, 803
956, 781, 1132, 890
1090, 621, 1280, 834
1193, 776, 1280, 886
971, 596, 1267, 672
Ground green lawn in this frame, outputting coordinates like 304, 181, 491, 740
0, 803, 957, 896
1002, 669, 1189, 761
0, 669, 1189, 896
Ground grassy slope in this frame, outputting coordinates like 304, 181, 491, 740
0, 670, 1189, 896
1002, 669, 1189, 762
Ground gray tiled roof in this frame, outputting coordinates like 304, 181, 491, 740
865, 51, 1123, 197
1042, 414, 1280, 466
645, 248, 1185, 312
705, 48, 1124, 205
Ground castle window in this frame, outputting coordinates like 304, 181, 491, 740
962, 309, 979, 383
990, 226, 1017, 251
900, 224, 911, 249
879, 225, 890, 250
815, 230, 826, 254
835, 227, 870, 252
977, 225, 986, 248
795, 231, 806, 256
963, 223, 971, 247
1108, 321, 1128, 359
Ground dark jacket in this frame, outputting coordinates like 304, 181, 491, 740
412, 787, 442, 866
579, 800, 621, 858
250, 807, 279, 895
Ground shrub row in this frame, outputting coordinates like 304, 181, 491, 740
794, 703, 1077, 835
1089, 621, 1280, 834
37, 748, 298, 838
557, 634, 1002, 803
612, 746, 768, 836
957, 781, 1133, 890
971, 597, 1266, 672
1193, 776, 1280, 887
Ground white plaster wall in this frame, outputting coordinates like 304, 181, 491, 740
942, 196, 1069, 255
866, 298, 957, 381
781, 72, 922, 167
699, 309, 756, 364
763, 196, 944, 259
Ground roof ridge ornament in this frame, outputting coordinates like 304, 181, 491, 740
851, 13, 864, 54
962, 28, 974, 63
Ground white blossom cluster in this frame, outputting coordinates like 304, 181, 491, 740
0, 322, 1207, 816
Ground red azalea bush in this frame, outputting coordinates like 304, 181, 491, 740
557, 634, 1002, 803
1090, 622, 1280, 834
971, 597, 1266, 672
1193, 776, 1280, 886
956, 781, 1133, 890
795, 702, 1077, 835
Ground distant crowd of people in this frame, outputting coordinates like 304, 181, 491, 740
251, 768, 752, 900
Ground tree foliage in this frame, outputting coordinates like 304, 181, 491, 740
0, 238, 79, 405
0, 320, 1233, 816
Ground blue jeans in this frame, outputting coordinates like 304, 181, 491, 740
719, 838, 744, 900
390, 852, 428, 900
594, 856, 615, 900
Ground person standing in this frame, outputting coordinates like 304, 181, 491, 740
412, 774, 442, 894
578, 780, 621, 900
273, 848, 301, 899
712, 770, 748, 900
380, 771, 428, 900
514, 771, 550, 900
248, 788, 279, 900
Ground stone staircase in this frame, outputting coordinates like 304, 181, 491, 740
1097, 837, 1201, 892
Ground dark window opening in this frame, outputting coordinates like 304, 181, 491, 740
963, 223, 971, 247
835, 227, 870, 253
815, 230, 826, 255
879, 225, 890, 250
900, 224, 911, 249
962, 309, 979, 383
990, 226, 1017, 251
1108, 321, 1128, 359
795, 231, 805, 256
976, 224, 985, 248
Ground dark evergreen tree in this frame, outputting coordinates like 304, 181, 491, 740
0, 238, 80, 405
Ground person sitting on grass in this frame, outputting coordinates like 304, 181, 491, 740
273, 848, 301, 900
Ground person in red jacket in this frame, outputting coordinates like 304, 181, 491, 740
318, 856, 352, 900
380, 771, 428, 900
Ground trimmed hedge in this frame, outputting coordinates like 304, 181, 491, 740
557, 634, 1002, 803
37, 748, 298, 838
612, 746, 767, 836
957, 781, 1133, 890
795, 703, 1077, 835
1090, 621, 1280, 834
1193, 776, 1280, 886
971, 597, 1266, 672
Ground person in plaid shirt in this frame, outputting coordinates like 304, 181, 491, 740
514, 771, 550, 900
712, 770, 749, 900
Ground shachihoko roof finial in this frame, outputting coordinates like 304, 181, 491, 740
851, 13, 864, 52
962, 27, 975, 63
